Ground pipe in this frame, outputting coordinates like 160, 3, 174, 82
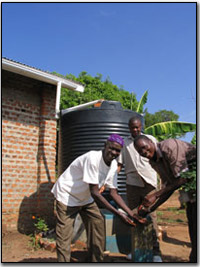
55, 81, 62, 119
63, 99, 104, 114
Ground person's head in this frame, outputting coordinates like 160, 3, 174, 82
128, 116, 142, 138
134, 135, 156, 159
103, 134, 124, 166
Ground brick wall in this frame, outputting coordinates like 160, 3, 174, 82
2, 70, 57, 233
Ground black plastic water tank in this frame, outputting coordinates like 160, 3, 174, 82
59, 101, 143, 195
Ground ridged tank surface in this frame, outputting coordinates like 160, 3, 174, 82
59, 101, 143, 195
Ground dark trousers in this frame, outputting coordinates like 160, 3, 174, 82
56, 200, 105, 262
186, 201, 197, 262
126, 183, 161, 255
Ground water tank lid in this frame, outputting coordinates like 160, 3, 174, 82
100, 101, 123, 110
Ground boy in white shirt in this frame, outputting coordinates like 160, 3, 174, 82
51, 134, 144, 262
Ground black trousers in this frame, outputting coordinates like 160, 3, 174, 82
186, 201, 197, 262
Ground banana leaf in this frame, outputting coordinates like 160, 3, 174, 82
145, 121, 196, 141
136, 90, 148, 113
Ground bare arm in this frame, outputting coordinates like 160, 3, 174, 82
138, 177, 187, 216
109, 188, 133, 217
89, 184, 136, 226
110, 188, 147, 224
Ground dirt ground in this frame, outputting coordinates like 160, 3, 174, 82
2, 191, 192, 263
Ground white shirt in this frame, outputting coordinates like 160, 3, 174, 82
118, 134, 158, 188
51, 150, 118, 206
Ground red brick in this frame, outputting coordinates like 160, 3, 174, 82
2, 70, 57, 231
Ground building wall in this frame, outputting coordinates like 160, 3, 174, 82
2, 70, 57, 233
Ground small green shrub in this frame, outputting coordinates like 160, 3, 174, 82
180, 137, 196, 198
29, 234, 41, 251
29, 216, 49, 250
34, 217, 49, 233
180, 161, 196, 198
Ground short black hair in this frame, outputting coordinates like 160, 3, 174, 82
134, 135, 151, 146
128, 115, 142, 126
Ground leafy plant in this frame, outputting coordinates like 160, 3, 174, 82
144, 121, 196, 141
57, 70, 196, 142
56, 71, 139, 111
180, 161, 196, 197
191, 133, 196, 144
29, 216, 49, 250
144, 110, 179, 128
135, 90, 196, 141
34, 217, 49, 233
136, 90, 148, 114
180, 136, 196, 197
29, 233, 41, 251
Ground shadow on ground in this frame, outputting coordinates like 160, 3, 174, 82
162, 231, 191, 247
162, 255, 189, 263
18, 250, 130, 263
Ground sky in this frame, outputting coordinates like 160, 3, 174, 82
2, 2, 197, 142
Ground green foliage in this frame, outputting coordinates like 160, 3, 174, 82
180, 136, 196, 197
157, 211, 163, 216
29, 217, 49, 250
166, 207, 185, 214
144, 121, 196, 141
136, 90, 148, 113
191, 133, 196, 144
56, 71, 139, 111
34, 217, 49, 233
181, 161, 196, 198
135, 93, 194, 141
157, 207, 187, 224
55, 71, 195, 142
29, 234, 41, 251
144, 110, 179, 128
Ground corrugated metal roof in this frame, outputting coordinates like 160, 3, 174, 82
2, 57, 84, 87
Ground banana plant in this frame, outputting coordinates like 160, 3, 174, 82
136, 91, 196, 141
136, 90, 148, 114
144, 121, 196, 141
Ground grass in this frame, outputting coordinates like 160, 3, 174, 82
157, 206, 186, 224
157, 217, 184, 223
166, 207, 185, 214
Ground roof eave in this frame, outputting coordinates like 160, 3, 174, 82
2, 58, 84, 92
